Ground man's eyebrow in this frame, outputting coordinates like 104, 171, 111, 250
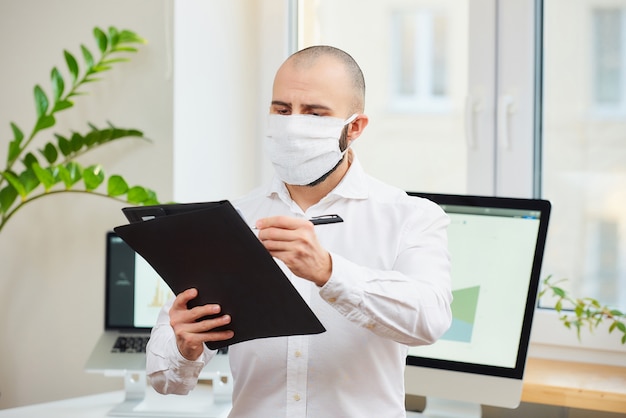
271, 101, 333, 113
271, 100, 291, 108
302, 104, 333, 112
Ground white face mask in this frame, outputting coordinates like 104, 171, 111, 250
264, 113, 358, 186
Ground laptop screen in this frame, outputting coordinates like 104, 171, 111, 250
105, 231, 173, 330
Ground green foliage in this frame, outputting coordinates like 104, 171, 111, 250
0, 26, 161, 233
539, 275, 626, 344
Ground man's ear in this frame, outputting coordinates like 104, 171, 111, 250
347, 114, 369, 144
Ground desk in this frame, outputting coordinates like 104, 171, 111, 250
0, 384, 231, 418
3, 360, 625, 417
0, 391, 125, 418
522, 357, 626, 413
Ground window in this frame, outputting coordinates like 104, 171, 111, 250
390, 9, 450, 112
592, 7, 626, 114
297, 0, 468, 194
293, 0, 626, 359
541, 0, 626, 314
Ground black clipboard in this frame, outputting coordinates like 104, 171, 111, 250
113, 200, 326, 350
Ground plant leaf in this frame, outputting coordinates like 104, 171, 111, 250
58, 161, 82, 188
39, 142, 59, 164
8, 140, 20, 164
32, 163, 56, 191
34, 114, 56, 133
80, 44, 94, 71
52, 99, 73, 113
552, 286, 566, 298
34, 85, 49, 118
7, 122, 24, 163
92, 65, 112, 73
2, 171, 26, 198
55, 134, 72, 156
575, 304, 584, 317
10, 122, 24, 143
57, 164, 83, 190
50, 67, 65, 102
83, 164, 104, 191
111, 46, 138, 53
64, 50, 79, 85
108, 26, 120, 47
0, 185, 18, 213
84, 129, 101, 146
107, 175, 128, 196
19, 168, 40, 194
143, 188, 159, 205
57, 165, 71, 189
93, 27, 108, 53
117, 30, 146, 45
70, 132, 84, 152
22, 152, 39, 169
555, 300, 562, 313
127, 186, 149, 204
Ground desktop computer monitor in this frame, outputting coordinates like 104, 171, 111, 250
405, 193, 551, 417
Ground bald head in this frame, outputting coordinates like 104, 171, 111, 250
285, 45, 366, 113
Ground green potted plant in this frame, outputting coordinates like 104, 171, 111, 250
0, 26, 160, 234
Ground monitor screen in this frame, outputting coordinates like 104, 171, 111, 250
404, 193, 551, 416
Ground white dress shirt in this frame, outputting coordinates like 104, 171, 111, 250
146, 153, 452, 418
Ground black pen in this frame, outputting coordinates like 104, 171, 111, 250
309, 214, 343, 225
252, 214, 343, 229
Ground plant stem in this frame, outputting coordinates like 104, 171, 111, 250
0, 189, 127, 234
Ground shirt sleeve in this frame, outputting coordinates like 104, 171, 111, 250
146, 297, 215, 395
318, 200, 453, 346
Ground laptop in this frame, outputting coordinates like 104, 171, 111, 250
85, 231, 230, 374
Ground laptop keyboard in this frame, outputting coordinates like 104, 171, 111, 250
111, 336, 230, 355
112, 336, 150, 353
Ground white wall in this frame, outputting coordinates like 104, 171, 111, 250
172, 0, 289, 202
0, 0, 174, 409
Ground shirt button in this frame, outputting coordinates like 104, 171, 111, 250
295, 350, 302, 358
293, 394, 301, 401
328, 297, 337, 303
365, 323, 375, 329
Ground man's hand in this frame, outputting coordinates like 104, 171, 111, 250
169, 288, 234, 361
256, 216, 332, 287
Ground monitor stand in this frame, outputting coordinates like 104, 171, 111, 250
108, 370, 232, 417
407, 397, 482, 418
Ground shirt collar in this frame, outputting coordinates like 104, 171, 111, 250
265, 149, 369, 204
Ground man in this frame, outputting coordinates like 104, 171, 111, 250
146, 45, 452, 418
